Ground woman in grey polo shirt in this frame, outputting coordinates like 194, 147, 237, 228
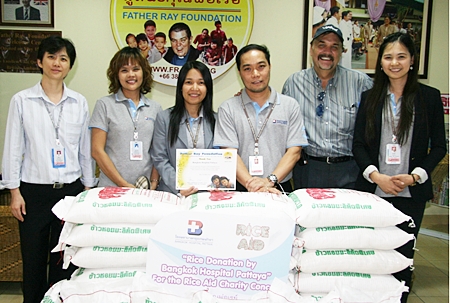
90, 47, 162, 188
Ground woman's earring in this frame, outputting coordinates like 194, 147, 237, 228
410, 66, 413, 70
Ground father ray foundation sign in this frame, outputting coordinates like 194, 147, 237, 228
110, 0, 253, 86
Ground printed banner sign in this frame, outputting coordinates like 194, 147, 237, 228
146, 210, 294, 299
110, 0, 254, 86
176, 149, 237, 190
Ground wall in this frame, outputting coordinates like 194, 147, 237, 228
0, 0, 448, 165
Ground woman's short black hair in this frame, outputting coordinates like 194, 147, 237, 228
37, 36, 76, 73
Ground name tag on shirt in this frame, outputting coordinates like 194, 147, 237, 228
52, 146, 66, 168
130, 141, 143, 161
249, 156, 263, 175
386, 143, 401, 164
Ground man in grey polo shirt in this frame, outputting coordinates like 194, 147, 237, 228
214, 44, 308, 193
282, 25, 373, 189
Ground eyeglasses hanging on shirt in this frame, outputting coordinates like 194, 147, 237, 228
316, 91, 326, 117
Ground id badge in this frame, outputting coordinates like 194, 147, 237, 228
386, 143, 401, 164
249, 156, 263, 175
130, 141, 143, 160
52, 146, 66, 168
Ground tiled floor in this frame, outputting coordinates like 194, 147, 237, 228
0, 234, 448, 302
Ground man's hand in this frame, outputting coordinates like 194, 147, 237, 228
245, 176, 277, 193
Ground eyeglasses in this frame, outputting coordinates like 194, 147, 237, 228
316, 91, 326, 117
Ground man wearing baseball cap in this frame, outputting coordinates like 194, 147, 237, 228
282, 24, 373, 189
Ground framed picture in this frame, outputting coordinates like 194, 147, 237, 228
0, 0, 54, 27
302, 0, 433, 78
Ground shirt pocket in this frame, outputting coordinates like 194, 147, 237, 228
63, 122, 83, 145
337, 105, 357, 135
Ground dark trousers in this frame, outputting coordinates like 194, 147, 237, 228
235, 179, 293, 193
385, 196, 426, 303
293, 159, 359, 189
19, 180, 83, 303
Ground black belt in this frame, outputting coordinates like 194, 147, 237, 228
307, 155, 354, 164
21, 179, 80, 190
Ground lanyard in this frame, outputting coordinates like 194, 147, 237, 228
132, 110, 141, 140
125, 100, 142, 140
241, 95, 277, 155
388, 100, 398, 144
43, 100, 65, 143
185, 117, 202, 149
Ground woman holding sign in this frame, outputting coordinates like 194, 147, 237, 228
151, 61, 216, 196
90, 47, 161, 188
352, 33, 446, 303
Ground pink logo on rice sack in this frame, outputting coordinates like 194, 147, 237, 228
98, 187, 131, 199
209, 191, 235, 201
306, 189, 336, 200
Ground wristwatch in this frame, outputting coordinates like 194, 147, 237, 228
267, 174, 278, 185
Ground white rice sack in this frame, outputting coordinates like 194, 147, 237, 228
58, 279, 131, 303
63, 245, 147, 269
300, 292, 342, 303
185, 191, 296, 219
40, 280, 63, 303
335, 282, 408, 303
130, 271, 207, 303
52, 187, 185, 224
299, 249, 413, 275
296, 225, 414, 250
292, 271, 403, 294
52, 222, 154, 252
298, 293, 330, 302
70, 267, 145, 282
289, 189, 413, 228
131, 272, 320, 303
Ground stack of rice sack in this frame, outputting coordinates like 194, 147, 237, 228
288, 188, 413, 302
45, 186, 186, 303
43, 190, 341, 303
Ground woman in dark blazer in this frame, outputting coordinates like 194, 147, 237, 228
352, 33, 446, 303
151, 61, 216, 196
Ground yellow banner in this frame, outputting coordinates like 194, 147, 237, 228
110, 0, 253, 86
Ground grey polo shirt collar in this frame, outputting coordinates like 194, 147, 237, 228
114, 89, 150, 106
240, 86, 280, 107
